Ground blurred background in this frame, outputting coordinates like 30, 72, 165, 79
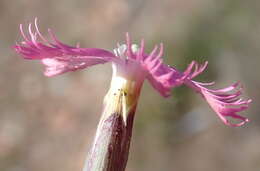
0, 0, 259, 170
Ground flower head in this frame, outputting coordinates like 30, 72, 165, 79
14, 19, 251, 127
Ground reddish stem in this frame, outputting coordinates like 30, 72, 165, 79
84, 106, 136, 171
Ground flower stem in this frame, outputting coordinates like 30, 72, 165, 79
84, 106, 136, 171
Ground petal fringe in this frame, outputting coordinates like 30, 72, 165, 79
185, 80, 251, 127
14, 18, 115, 76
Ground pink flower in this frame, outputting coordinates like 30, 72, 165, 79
14, 19, 251, 127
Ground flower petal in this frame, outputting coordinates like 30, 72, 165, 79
185, 80, 251, 127
14, 19, 116, 76
132, 41, 184, 97
146, 60, 208, 97
123, 35, 208, 97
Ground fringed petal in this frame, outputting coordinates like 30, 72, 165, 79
14, 19, 116, 76
185, 80, 251, 127
146, 59, 209, 97
122, 34, 208, 97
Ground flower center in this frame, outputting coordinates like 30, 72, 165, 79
113, 44, 139, 59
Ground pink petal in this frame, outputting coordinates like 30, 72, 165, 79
185, 80, 251, 127
14, 19, 116, 76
